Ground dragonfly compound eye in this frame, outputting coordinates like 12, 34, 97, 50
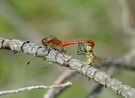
41, 37, 49, 46
85, 45, 93, 52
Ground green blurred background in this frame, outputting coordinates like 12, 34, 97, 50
0, 0, 135, 98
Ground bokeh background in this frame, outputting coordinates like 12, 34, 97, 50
0, 0, 135, 98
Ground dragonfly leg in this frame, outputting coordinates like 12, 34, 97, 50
61, 47, 69, 55
77, 43, 86, 55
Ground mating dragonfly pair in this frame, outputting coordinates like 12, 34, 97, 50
42, 36, 98, 66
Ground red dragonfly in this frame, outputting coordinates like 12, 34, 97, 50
41, 36, 95, 54
28, 36, 95, 65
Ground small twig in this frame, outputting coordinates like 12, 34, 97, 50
0, 82, 72, 96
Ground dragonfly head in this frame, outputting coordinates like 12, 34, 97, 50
41, 36, 54, 46
85, 44, 93, 52
42, 37, 49, 45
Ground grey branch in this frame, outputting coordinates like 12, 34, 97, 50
0, 37, 135, 98
87, 65, 118, 98
0, 82, 72, 96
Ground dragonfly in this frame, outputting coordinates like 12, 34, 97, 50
42, 36, 95, 54
77, 42, 96, 65
28, 36, 92, 65
41, 36, 98, 66
78, 42, 106, 67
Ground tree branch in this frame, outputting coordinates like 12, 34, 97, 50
87, 65, 118, 98
0, 37, 135, 98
